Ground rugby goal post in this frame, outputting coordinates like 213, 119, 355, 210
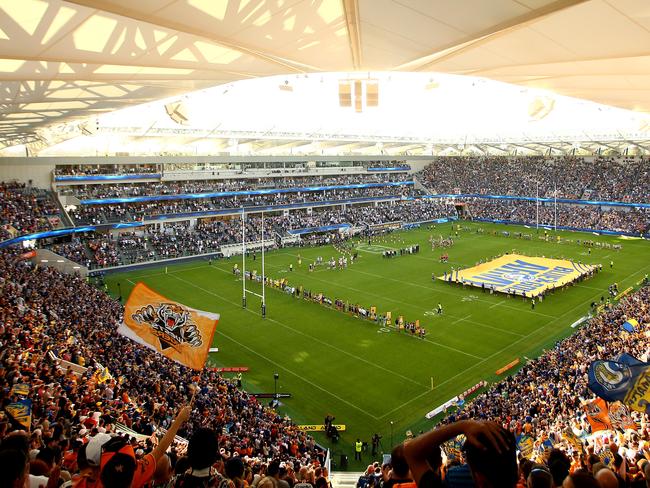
242, 210, 266, 317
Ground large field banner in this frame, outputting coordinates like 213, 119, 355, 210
118, 282, 219, 370
440, 254, 596, 297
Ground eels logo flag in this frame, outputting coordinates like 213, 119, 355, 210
439, 254, 596, 297
118, 282, 219, 370
516, 434, 535, 459
6, 399, 32, 430
621, 319, 638, 333
10, 383, 29, 396
588, 356, 650, 415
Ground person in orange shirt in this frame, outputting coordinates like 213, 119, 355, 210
74, 404, 191, 488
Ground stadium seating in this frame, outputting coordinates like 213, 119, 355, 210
464, 199, 650, 235
416, 156, 650, 202
1, 251, 648, 487
1, 157, 649, 488
0, 182, 64, 239
50, 200, 455, 269
415, 156, 650, 236
0, 248, 326, 487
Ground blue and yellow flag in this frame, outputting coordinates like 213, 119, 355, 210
6, 399, 32, 430
563, 428, 583, 453
439, 254, 596, 297
621, 319, 638, 334
597, 448, 615, 467
588, 356, 650, 415
516, 434, 535, 459
441, 434, 466, 461
94, 363, 113, 384
10, 383, 29, 396
118, 282, 219, 370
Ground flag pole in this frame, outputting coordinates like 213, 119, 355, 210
261, 211, 266, 318
242, 210, 246, 309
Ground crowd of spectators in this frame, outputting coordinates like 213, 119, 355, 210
270, 200, 443, 234
465, 199, 650, 235
0, 182, 62, 239
0, 248, 325, 488
59, 173, 412, 200
2, 172, 650, 488
87, 238, 119, 268
1, 250, 647, 488
417, 156, 650, 203
69, 186, 416, 225
49, 239, 92, 268
432, 284, 650, 487
54, 164, 158, 176
52, 200, 457, 269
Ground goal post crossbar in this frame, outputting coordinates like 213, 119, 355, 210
242, 210, 266, 312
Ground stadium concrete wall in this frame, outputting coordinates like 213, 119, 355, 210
0, 155, 435, 189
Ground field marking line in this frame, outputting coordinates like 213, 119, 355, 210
378, 285, 611, 420
115, 242, 645, 421
127, 263, 209, 280
451, 315, 471, 325
346, 266, 556, 319
170, 272, 432, 390
215, 327, 381, 420
236, 261, 487, 360
488, 301, 504, 309
205, 265, 478, 378
300, 263, 527, 337
575, 284, 604, 291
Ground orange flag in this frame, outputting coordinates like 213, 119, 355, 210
583, 398, 612, 432
118, 282, 219, 370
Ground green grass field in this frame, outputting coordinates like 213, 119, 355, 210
104, 221, 650, 469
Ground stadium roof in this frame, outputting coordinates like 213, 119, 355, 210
1, 0, 650, 152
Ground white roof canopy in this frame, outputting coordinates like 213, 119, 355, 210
1, 0, 650, 149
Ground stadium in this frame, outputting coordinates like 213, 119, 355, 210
0, 1, 649, 488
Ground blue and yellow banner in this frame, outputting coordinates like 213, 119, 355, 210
439, 254, 596, 297
10, 383, 29, 396
588, 356, 650, 415
516, 434, 535, 459
6, 399, 32, 430
563, 428, 583, 453
621, 319, 638, 333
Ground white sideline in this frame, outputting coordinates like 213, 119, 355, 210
168, 273, 426, 419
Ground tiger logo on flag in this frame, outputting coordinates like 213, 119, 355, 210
132, 303, 202, 350
119, 282, 219, 370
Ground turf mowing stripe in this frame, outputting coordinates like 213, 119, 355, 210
216, 327, 381, 420
169, 272, 433, 390
199, 265, 465, 388
347, 266, 556, 319
377, 284, 615, 420
223, 261, 487, 360
253, 260, 522, 344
